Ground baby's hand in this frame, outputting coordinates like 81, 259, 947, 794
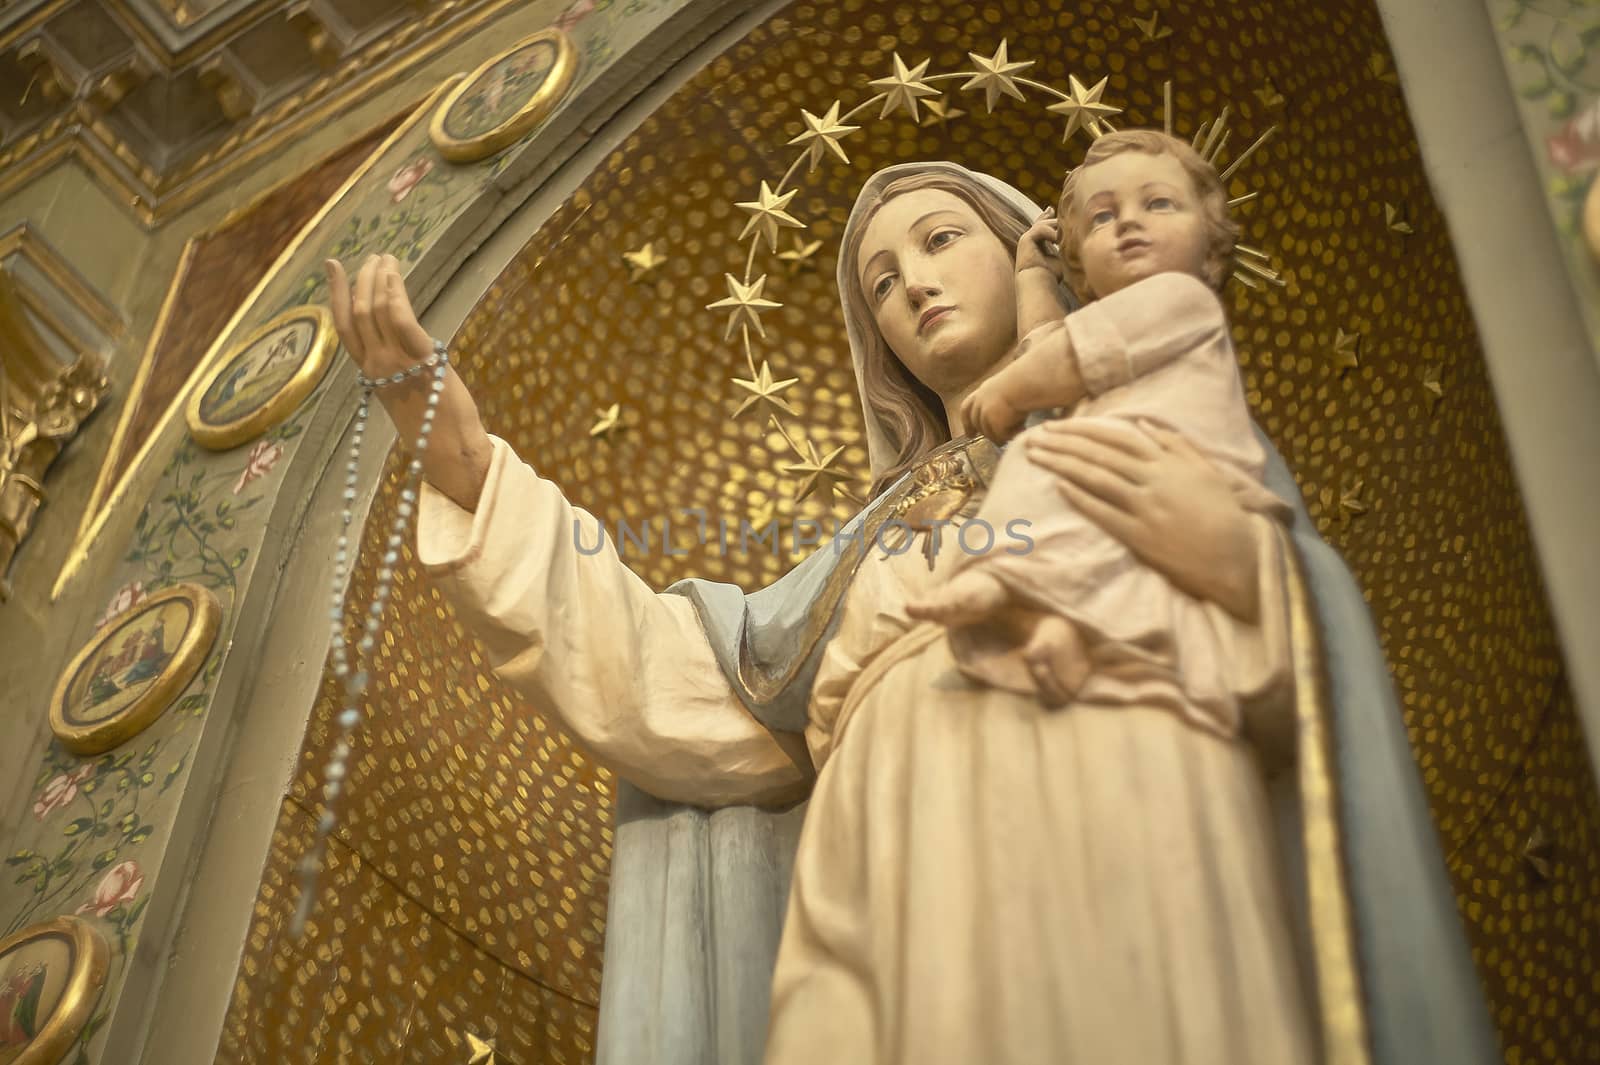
961, 321, 1081, 441
1014, 207, 1063, 282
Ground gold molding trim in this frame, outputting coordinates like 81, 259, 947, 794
51, 75, 462, 598
69, 239, 195, 582
0, 916, 110, 1065
428, 27, 578, 163
185, 304, 336, 451
0, 0, 75, 54
0, 224, 126, 343
0, 0, 522, 228
49, 581, 221, 754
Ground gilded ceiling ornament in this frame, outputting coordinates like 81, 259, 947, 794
706, 274, 783, 338
736, 181, 806, 252
962, 41, 1033, 112
919, 97, 967, 127
589, 403, 622, 439
1254, 81, 1286, 108
1384, 202, 1414, 235
1132, 12, 1174, 40
464, 1032, 497, 1064
622, 241, 668, 281
731, 361, 800, 418
788, 101, 860, 173
1332, 328, 1362, 374
1046, 74, 1122, 143
867, 53, 940, 120
777, 237, 825, 272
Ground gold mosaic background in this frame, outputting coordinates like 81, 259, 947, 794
220, 0, 1600, 1061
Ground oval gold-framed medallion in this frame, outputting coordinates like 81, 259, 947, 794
49, 583, 221, 755
187, 305, 336, 451
0, 917, 109, 1065
429, 27, 578, 163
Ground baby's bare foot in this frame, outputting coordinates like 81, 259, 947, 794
1020, 614, 1089, 708
906, 570, 1010, 626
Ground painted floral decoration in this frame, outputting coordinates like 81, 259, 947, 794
233, 439, 284, 495
387, 157, 435, 204
1547, 96, 1600, 173
77, 860, 145, 918
557, 0, 597, 31
33, 764, 95, 821
97, 580, 148, 628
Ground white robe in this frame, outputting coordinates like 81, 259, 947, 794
417, 436, 1316, 1065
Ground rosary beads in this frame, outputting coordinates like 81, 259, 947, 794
291, 338, 450, 935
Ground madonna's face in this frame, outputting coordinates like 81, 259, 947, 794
856, 188, 1019, 395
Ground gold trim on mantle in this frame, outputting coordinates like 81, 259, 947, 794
185, 304, 337, 451
48, 581, 221, 754
0, 917, 110, 1065
1281, 524, 1376, 1065
51, 76, 462, 599
428, 27, 579, 164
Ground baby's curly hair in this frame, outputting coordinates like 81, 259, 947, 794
1057, 129, 1239, 300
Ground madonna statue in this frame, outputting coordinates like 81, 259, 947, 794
323, 160, 1499, 1065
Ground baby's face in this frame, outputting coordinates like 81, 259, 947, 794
1072, 151, 1210, 298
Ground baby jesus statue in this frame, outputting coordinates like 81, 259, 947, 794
910, 128, 1293, 746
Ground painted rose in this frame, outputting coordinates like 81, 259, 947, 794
97, 579, 147, 627
556, 0, 596, 31
78, 859, 144, 918
33, 763, 95, 820
387, 157, 434, 203
233, 438, 284, 494
1547, 97, 1600, 173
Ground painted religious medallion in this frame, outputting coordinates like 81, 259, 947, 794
49, 583, 220, 755
187, 305, 335, 450
429, 28, 578, 163
0, 918, 107, 1065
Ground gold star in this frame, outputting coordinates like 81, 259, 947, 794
1132, 12, 1173, 40
1339, 478, 1367, 519
1384, 202, 1413, 235
589, 403, 622, 439
706, 273, 783, 338
1367, 52, 1400, 85
731, 361, 799, 417
784, 437, 853, 507
1318, 478, 1367, 522
776, 236, 824, 272
1046, 74, 1122, 143
621, 241, 667, 281
868, 53, 940, 121
788, 101, 859, 173
919, 97, 967, 127
1331, 328, 1361, 374
1254, 81, 1285, 108
1422, 364, 1444, 411
962, 40, 1033, 113
735, 181, 805, 253
465, 1032, 496, 1064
